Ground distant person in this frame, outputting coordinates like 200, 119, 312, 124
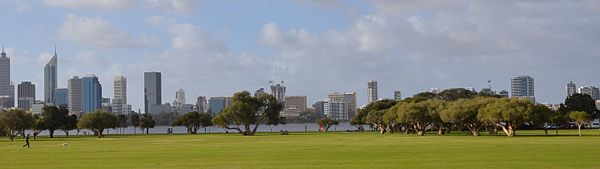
22, 134, 30, 148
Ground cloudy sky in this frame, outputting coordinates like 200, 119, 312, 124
1, 0, 599, 111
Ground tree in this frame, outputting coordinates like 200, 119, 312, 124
77, 111, 118, 138
564, 93, 600, 119
117, 114, 128, 134
61, 114, 78, 137
365, 110, 387, 133
354, 99, 397, 132
437, 88, 476, 101
569, 111, 591, 136
31, 114, 47, 140
0, 109, 33, 141
130, 113, 140, 134
317, 117, 339, 133
530, 104, 554, 135
440, 97, 496, 136
478, 98, 533, 137
394, 101, 431, 136
212, 91, 283, 136
550, 104, 568, 135
42, 106, 68, 138
172, 111, 212, 134
139, 114, 156, 134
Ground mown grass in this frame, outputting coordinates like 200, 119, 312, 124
1, 129, 600, 169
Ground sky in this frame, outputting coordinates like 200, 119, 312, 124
0, 0, 599, 111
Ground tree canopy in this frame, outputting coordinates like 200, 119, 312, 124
77, 111, 118, 138
0, 109, 33, 141
172, 111, 212, 134
212, 91, 283, 135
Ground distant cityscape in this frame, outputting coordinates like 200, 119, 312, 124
1, 47, 600, 121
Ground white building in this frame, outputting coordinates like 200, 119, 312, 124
566, 81, 577, 97
112, 75, 129, 115
578, 86, 600, 100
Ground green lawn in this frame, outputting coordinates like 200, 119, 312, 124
1, 129, 600, 169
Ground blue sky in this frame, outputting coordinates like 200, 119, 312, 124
1, 0, 600, 111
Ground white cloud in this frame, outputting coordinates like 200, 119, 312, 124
144, 0, 197, 15
35, 52, 54, 66
146, 16, 177, 27
59, 14, 157, 48
75, 50, 108, 67
44, 0, 137, 10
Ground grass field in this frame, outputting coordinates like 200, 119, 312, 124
1, 129, 600, 169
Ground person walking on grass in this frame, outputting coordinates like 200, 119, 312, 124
22, 134, 30, 148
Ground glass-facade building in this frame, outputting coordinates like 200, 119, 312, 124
53, 88, 68, 108
82, 75, 102, 113
208, 97, 226, 115
144, 72, 162, 114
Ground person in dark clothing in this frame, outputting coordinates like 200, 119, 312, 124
22, 134, 30, 148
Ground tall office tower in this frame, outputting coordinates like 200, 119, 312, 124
53, 88, 68, 107
566, 81, 577, 97
282, 96, 307, 117
112, 75, 127, 115
17, 81, 35, 111
144, 72, 162, 114
44, 48, 57, 104
68, 76, 82, 113
195, 96, 207, 113
254, 88, 266, 97
208, 97, 226, 115
367, 81, 378, 104
344, 92, 357, 119
270, 81, 286, 104
313, 101, 327, 116
511, 75, 535, 102
0, 47, 14, 108
174, 89, 185, 107
578, 86, 600, 100
82, 75, 102, 113
394, 91, 402, 101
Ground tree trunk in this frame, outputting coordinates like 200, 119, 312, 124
438, 125, 444, 135
543, 128, 548, 136
49, 130, 54, 138
96, 129, 104, 138
498, 124, 514, 137
578, 125, 582, 136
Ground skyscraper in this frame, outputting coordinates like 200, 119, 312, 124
270, 81, 286, 104
17, 81, 35, 111
195, 96, 207, 113
113, 75, 128, 115
394, 91, 402, 101
44, 48, 57, 104
566, 81, 577, 97
68, 76, 82, 113
144, 72, 162, 114
282, 96, 307, 117
578, 86, 600, 100
208, 97, 226, 115
82, 75, 102, 113
174, 89, 185, 107
367, 80, 378, 103
344, 92, 357, 119
53, 88, 68, 107
0, 47, 14, 108
511, 75, 535, 102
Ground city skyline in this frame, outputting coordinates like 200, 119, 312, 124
0, 1, 600, 111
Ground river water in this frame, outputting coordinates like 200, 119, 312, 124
30, 123, 368, 136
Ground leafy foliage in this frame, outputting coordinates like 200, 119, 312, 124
212, 91, 283, 136
172, 111, 212, 134
0, 109, 33, 141
77, 111, 118, 138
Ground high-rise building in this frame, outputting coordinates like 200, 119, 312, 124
112, 75, 128, 115
323, 92, 355, 120
68, 76, 82, 113
367, 81, 378, 103
394, 91, 402, 101
208, 97, 227, 115
566, 81, 577, 97
344, 92, 357, 119
578, 86, 600, 100
174, 89, 185, 107
254, 88, 266, 97
44, 48, 57, 104
270, 81, 286, 104
511, 75, 535, 102
0, 47, 14, 108
17, 81, 35, 111
53, 88, 68, 107
82, 75, 102, 113
282, 96, 307, 117
195, 96, 207, 113
144, 72, 162, 114
313, 101, 327, 116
